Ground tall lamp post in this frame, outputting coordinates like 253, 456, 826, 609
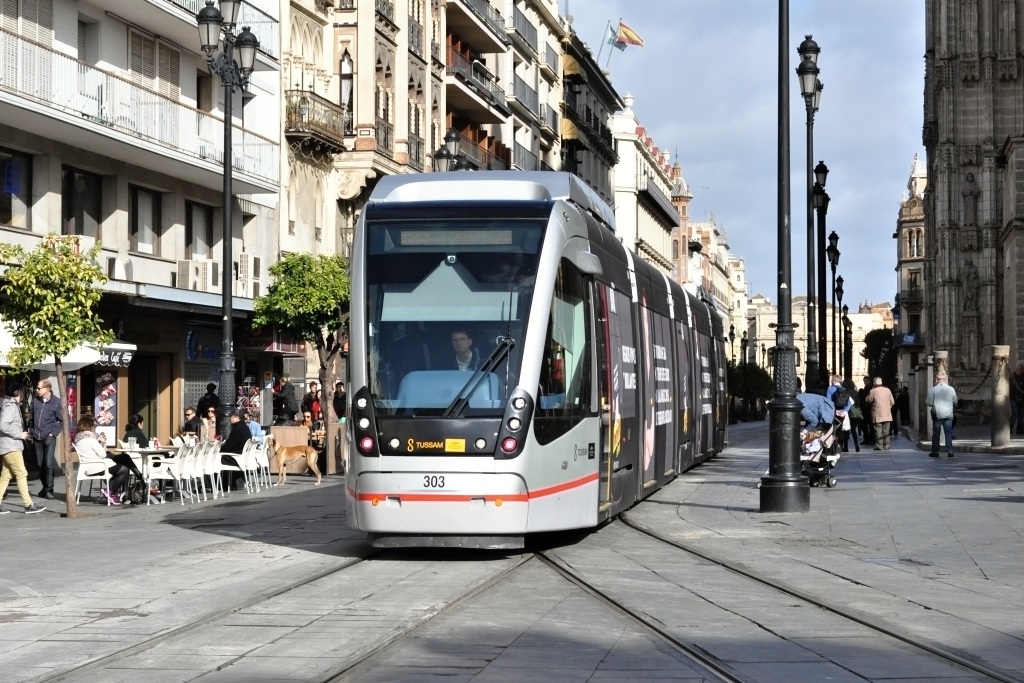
761, 5, 810, 513
740, 331, 749, 420
842, 307, 852, 383
197, 0, 260, 437
812, 161, 829, 385
797, 36, 821, 392
729, 324, 736, 362
833, 274, 844, 378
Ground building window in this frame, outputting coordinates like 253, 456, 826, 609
186, 202, 213, 259
61, 167, 102, 238
130, 186, 161, 255
0, 147, 31, 229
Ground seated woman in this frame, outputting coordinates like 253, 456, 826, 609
77, 415, 142, 505
123, 414, 150, 448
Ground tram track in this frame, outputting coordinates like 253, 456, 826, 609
604, 513, 1017, 682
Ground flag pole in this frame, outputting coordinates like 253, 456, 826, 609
595, 19, 611, 64
603, 17, 621, 69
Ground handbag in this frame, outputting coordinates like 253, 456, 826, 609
850, 405, 863, 421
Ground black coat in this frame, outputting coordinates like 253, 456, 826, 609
278, 383, 299, 416
220, 420, 251, 455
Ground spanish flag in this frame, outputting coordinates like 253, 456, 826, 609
615, 21, 644, 48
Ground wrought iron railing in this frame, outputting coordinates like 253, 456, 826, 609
283, 89, 346, 148
455, 0, 506, 43
376, 117, 394, 157
446, 50, 506, 105
169, 0, 279, 59
509, 6, 537, 52
511, 75, 538, 117
408, 132, 424, 171
408, 19, 424, 58
376, 0, 394, 22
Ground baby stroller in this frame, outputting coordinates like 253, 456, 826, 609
800, 415, 842, 488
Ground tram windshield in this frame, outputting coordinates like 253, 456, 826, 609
363, 207, 546, 416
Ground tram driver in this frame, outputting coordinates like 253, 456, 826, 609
449, 328, 481, 371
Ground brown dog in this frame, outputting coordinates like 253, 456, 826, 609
273, 441, 322, 486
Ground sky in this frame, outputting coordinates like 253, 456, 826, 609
568, 0, 925, 309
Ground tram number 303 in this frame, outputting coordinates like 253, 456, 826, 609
423, 475, 446, 488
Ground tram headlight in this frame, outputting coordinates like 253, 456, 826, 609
512, 397, 526, 411
358, 417, 370, 430
389, 438, 400, 449
500, 436, 518, 453
358, 436, 376, 453
507, 417, 522, 431
474, 438, 487, 449
356, 397, 367, 409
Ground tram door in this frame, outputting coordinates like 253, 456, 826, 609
638, 304, 675, 489
595, 285, 638, 513
675, 318, 695, 472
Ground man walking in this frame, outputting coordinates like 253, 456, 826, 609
1, 385, 46, 514
927, 374, 959, 458
865, 377, 895, 451
31, 379, 62, 500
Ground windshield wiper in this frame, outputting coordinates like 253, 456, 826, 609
442, 337, 516, 418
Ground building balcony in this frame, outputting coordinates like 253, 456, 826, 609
508, 75, 539, 121
283, 90, 347, 158
0, 29, 278, 193
90, 0, 279, 63
446, 50, 510, 123
898, 287, 924, 307
513, 141, 538, 171
376, 118, 394, 158
507, 6, 538, 56
446, 0, 510, 53
538, 44, 559, 81
408, 132, 425, 171
448, 130, 508, 170
408, 19, 425, 59
538, 103, 558, 139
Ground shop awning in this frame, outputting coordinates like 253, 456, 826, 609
0, 322, 135, 371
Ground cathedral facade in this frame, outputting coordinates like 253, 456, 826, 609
923, 0, 1024, 374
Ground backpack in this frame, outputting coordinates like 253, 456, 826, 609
832, 387, 850, 410
127, 480, 148, 506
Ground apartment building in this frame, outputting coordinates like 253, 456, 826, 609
0, 0, 284, 440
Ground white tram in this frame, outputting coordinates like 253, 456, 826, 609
346, 172, 727, 548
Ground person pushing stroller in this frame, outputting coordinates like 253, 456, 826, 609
796, 391, 842, 488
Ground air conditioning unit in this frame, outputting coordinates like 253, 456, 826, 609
176, 259, 221, 293
234, 252, 262, 299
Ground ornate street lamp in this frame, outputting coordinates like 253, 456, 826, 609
814, 163, 831, 386
842, 307, 852, 383
797, 36, 822, 393
825, 228, 839, 372
433, 128, 473, 172
762, 8, 810, 513
833, 273, 844, 378
196, 0, 259, 438
740, 331, 749, 420
729, 323, 736, 362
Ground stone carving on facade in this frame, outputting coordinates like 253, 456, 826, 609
997, 58, 1018, 81
961, 229, 980, 250
962, 311, 981, 369
961, 172, 979, 226
960, 59, 981, 82
338, 169, 377, 200
959, 145, 979, 166
962, 258, 980, 311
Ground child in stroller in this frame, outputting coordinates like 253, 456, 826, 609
800, 416, 842, 487
797, 392, 841, 488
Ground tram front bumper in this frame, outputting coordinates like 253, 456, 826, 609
348, 472, 529, 535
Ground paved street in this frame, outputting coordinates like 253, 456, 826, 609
1, 420, 1021, 681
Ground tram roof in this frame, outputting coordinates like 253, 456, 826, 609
367, 172, 615, 232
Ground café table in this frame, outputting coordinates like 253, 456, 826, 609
106, 446, 178, 504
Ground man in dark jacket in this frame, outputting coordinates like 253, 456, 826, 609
274, 375, 299, 423
31, 379, 62, 500
332, 380, 346, 421
219, 409, 252, 491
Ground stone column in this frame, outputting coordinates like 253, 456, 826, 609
991, 345, 1011, 447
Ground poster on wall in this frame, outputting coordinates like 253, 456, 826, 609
94, 371, 118, 446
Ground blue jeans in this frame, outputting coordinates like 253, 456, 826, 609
33, 436, 58, 491
931, 417, 954, 455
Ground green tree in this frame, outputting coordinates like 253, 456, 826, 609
862, 328, 896, 385
727, 361, 774, 420
0, 235, 113, 518
252, 253, 350, 419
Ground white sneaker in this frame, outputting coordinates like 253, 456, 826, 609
0, 508, 10, 515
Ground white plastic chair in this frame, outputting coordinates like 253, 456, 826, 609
252, 436, 273, 490
73, 443, 113, 505
175, 443, 203, 503
145, 452, 183, 505
170, 435, 184, 447
219, 439, 256, 494
195, 441, 221, 500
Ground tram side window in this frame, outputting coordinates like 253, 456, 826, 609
536, 259, 591, 442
